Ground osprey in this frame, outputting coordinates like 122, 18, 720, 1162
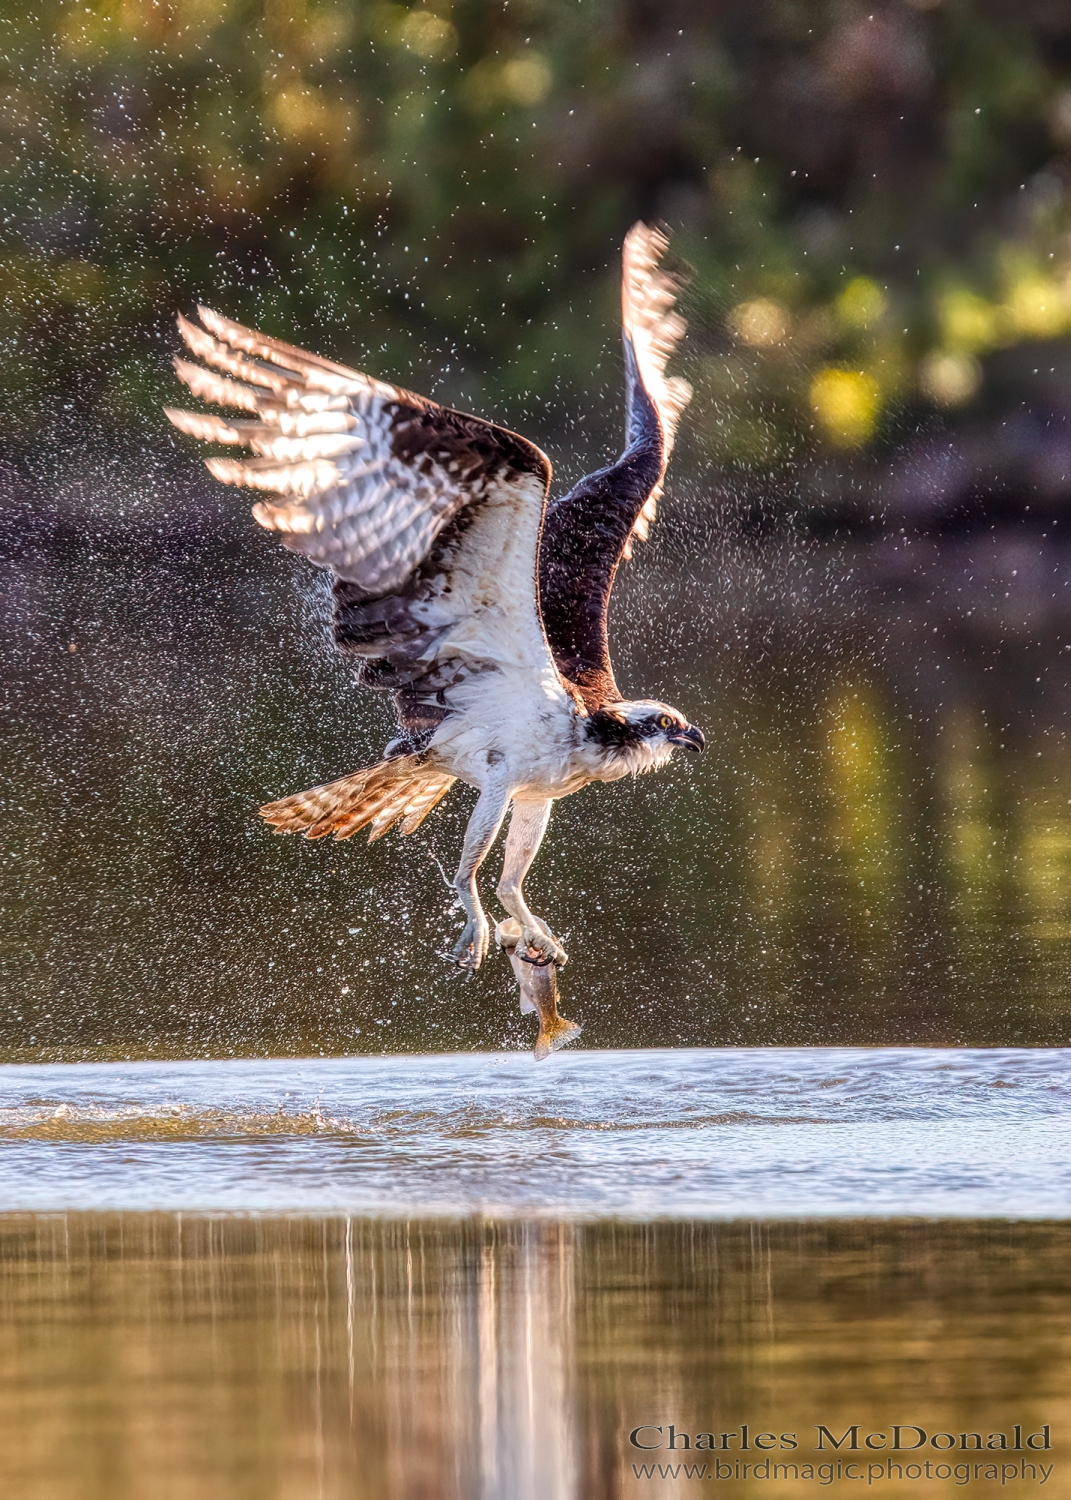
166, 224, 702, 972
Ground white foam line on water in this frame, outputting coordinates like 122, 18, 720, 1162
0, 1048, 1067, 1218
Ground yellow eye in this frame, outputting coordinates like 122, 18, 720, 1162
659, 715, 671, 729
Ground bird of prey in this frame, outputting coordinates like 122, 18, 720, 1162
165, 224, 703, 972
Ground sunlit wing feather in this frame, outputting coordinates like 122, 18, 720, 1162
538, 223, 691, 710
620, 222, 693, 552
168, 307, 480, 596
166, 307, 559, 743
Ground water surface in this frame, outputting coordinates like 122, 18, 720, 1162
1, 1047, 1066, 1217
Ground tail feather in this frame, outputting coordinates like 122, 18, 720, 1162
259, 755, 456, 843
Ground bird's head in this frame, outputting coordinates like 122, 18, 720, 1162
586, 699, 705, 773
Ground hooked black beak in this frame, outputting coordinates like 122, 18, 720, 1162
668, 723, 705, 753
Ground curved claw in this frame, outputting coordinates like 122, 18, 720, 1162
516, 923, 567, 969
452, 915, 489, 971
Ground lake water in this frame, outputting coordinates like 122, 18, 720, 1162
0, 1049, 1066, 1496
0, 1047, 1067, 1218
0, 1211, 1066, 1499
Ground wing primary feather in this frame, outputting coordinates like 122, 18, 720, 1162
176, 313, 300, 394
172, 357, 270, 414
166, 410, 360, 450
538, 222, 692, 706
167, 297, 558, 724
164, 408, 247, 445
619, 222, 693, 554
196, 306, 399, 401
621, 223, 693, 460
206, 455, 342, 497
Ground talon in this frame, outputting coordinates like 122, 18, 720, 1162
452, 916, 489, 971
517, 923, 567, 968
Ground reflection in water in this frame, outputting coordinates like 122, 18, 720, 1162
0, 1215, 1066, 1499
477, 1225, 575, 1500
5, 510, 1071, 1051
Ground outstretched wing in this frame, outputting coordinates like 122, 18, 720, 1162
538, 224, 692, 711
166, 308, 558, 743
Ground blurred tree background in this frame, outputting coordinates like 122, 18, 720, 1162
5, 0, 1071, 517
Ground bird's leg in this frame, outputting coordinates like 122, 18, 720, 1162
451, 781, 511, 970
494, 799, 567, 967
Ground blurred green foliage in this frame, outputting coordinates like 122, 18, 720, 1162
4, 0, 1071, 474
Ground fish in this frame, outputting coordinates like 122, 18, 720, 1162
495, 919, 582, 1060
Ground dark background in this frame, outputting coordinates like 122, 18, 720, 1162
4, 0, 1071, 1055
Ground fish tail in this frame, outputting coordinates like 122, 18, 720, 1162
534, 1013, 582, 1062
259, 755, 456, 842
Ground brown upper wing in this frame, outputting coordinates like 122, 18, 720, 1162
538, 224, 692, 711
166, 309, 556, 740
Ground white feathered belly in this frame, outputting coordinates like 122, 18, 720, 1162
428, 668, 599, 799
